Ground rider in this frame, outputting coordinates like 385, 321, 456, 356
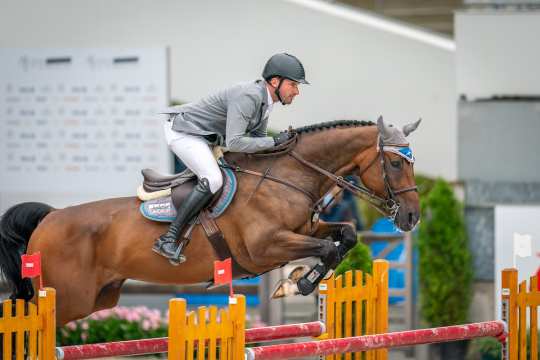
153, 53, 309, 264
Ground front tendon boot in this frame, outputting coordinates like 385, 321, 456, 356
152, 178, 213, 265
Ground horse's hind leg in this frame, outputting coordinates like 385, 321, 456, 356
39, 266, 103, 326
94, 280, 125, 311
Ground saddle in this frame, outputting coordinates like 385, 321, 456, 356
138, 163, 237, 222
136, 137, 298, 278
137, 160, 251, 277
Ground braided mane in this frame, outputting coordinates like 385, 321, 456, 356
293, 120, 375, 134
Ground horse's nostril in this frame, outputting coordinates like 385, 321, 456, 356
408, 212, 414, 224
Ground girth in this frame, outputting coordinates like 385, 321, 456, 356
199, 210, 254, 278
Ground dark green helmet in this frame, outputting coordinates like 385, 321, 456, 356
262, 53, 309, 84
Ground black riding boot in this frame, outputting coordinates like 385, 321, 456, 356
152, 178, 213, 265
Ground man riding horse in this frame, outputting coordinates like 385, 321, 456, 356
154, 53, 308, 264
0, 52, 421, 326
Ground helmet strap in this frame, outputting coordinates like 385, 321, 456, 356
274, 77, 286, 105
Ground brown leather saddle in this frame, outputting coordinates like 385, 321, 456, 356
139, 166, 251, 277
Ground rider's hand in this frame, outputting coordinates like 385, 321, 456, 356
273, 131, 291, 146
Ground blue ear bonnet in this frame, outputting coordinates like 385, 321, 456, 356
398, 147, 414, 162
383, 145, 415, 163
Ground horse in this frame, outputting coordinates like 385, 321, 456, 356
0, 117, 421, 326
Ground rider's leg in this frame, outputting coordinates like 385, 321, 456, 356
152, 133, 223, 264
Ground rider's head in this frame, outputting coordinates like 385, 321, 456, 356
262, 53, 309, 105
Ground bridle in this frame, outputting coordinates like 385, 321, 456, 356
289, 135, 417, 221
224, 133, 417, 225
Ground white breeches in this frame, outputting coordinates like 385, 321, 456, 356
165, 125, 223, 194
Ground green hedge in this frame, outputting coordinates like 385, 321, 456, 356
335, 235, 372, 276
417, 178, 473, 327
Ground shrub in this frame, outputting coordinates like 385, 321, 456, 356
335, 235, 372, 276
417, 178, 473, 327
466, 337, 502, 360
57, 306, 168, 346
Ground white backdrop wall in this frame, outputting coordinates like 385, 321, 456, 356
0, 0, 457, 180
456, 11, 540, 100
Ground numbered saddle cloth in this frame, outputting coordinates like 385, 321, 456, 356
139, 166, 237, 222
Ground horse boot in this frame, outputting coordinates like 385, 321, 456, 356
152, 177, 213, 265
297, 262, 328, 296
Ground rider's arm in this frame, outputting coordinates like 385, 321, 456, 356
250, 125, 268, 138
226, 93, 275, 153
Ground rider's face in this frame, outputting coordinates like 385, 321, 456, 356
269, 78, 300, 104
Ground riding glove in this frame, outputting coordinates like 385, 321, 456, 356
273, 131, 291, 146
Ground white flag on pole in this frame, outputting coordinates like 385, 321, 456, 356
513, 232, 532, 258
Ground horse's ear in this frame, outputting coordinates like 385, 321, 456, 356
376, 116, 387, 136
402, 118, 421, 137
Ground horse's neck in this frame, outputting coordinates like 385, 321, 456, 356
297, 126, 377, 171
224, 125, 377, 199
293, 125, 378, 195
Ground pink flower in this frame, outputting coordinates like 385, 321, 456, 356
81, 332, 88, 342
125, 311, 141, 322
81, 321, 89, 330
66, 322, 77, 331
142, 320, 151, 331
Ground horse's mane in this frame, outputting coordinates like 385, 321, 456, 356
293, 120, 375, 134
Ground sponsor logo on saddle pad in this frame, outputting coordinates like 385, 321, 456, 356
139, 166, 237, 222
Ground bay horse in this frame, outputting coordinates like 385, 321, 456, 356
0, 117, 421, 326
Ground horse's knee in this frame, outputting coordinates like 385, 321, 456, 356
322, 241, 340, 268
341, 225, 357, 249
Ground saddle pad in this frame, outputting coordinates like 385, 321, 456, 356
139, 166, 237, 222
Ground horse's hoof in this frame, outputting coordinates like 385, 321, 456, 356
271, 279, 299, 298
168, 255, 186, 266
287, 265, 309, 281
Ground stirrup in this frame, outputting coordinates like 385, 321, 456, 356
152, 239, 176, 257
168, 239, 188, 266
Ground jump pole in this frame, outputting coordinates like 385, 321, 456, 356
245, 320, 506, 360
56, 321, 325, 359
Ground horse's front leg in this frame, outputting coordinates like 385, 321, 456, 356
294, 222, 358, 296
259, 227, 351, 297
282, 222, 356, 295
312, 221, 358, 264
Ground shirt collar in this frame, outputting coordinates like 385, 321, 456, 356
265, 85, 274, 107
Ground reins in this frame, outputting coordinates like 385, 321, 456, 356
226, 130, 417, 222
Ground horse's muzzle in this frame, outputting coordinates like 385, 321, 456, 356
395, 208, 420, 232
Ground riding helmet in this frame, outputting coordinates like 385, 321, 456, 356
262, 53, 309, 84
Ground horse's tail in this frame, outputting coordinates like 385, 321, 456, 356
0, 202, 53, 301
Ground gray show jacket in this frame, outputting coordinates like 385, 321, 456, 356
162, 80, 275, 153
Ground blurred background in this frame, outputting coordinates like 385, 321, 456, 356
1, 0, 539, 359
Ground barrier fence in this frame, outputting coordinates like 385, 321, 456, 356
0, 288, 56, 360
318, 260, 388, 360
57, 320, 325, 359
501, 268, 539, 360
245, 321, 506, 360
1, 262, 538, 359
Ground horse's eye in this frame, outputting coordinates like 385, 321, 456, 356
390, 159, 402, 169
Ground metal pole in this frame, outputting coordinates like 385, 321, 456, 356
56, 321, 324, 359
246, 321, 506, 360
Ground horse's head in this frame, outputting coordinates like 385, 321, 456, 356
354, 117, 421, 231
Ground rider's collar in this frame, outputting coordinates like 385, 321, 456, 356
266, 86, 274, 107
377, 137, 415, 163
